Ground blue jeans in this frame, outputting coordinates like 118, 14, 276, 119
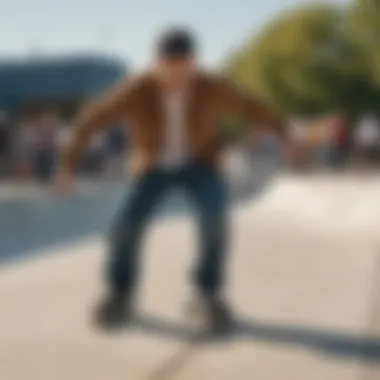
108, 162, 228, 297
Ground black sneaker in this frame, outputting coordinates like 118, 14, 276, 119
205, 295, 234, 332
186, 294, 234, 332
94, 294, 133, 330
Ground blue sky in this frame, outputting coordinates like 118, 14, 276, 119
0, 0, 349, 69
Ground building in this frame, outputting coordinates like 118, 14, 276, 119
0, 54, 128, 118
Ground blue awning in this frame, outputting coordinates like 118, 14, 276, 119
0, 54, 128, 111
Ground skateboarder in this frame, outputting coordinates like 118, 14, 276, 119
54, 27, 286, 330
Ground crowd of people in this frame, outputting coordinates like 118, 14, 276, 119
237, 112, 380, 172
287, 113, 380, 170
0, 109, 127, 183
1, 108, 380, 184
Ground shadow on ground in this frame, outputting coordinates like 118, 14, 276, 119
131, 314, 380, 362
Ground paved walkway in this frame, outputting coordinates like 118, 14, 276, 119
1, 175, 380, 380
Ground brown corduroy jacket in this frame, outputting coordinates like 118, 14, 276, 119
60, 71, 284, 176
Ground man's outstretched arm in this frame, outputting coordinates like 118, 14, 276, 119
214, 76, 286, 137
53, 76, 144, 194
58, 77, 143, 174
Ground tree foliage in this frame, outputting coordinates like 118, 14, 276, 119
227, 1, 380, 118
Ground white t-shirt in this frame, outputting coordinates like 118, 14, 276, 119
289, 121, 306, 144
356, 117, 379, 147
158, 93, 189, 169
15, 123, 38, 160
57, 126, 72, 150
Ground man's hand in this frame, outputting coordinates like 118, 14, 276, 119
52, 170, 75, 196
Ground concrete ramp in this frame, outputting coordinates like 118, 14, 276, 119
1, 175, 380, 380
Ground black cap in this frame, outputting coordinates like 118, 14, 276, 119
157, 27, 196, 58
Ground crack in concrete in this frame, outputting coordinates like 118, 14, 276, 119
145, 337, 204, 380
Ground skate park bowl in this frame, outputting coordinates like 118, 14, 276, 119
0, 149, 277, 265
1, 160, 380, 380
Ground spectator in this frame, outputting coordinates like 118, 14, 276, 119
331, 116, 349, 168
57, 122, 72, 153
259, 129, 282, 166
312, 117, 335, 169
0, 111, 12, 177
13, 119, 35, 180
32, 112, 59, 182
289, 119, 308, 169
82, 133, 107, 177
354, 114, 380, 166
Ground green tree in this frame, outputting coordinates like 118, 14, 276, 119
227, 3, 377, 117
346, 0, 380, 114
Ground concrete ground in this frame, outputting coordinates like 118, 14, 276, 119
0, 174, 380, 380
